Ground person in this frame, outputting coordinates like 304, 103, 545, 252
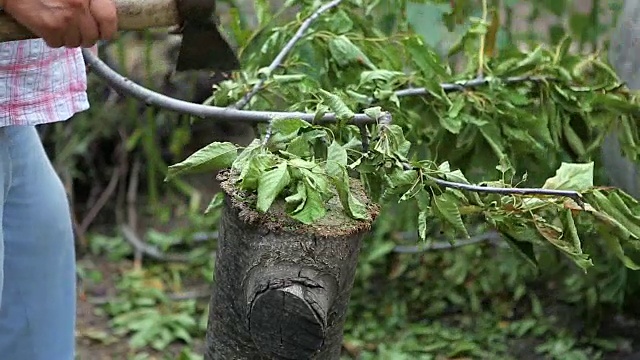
0, 0, 117, 359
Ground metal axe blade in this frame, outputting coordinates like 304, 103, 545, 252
0, 0, 240, 72
174, 0, 240, 72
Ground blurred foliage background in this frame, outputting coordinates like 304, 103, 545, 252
44, 0, 640, 359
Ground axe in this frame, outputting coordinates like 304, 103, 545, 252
0, 0, 240, 72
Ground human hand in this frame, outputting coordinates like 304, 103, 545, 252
3, 0, 118, 48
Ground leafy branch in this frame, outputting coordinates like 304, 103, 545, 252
86, 0, 640, 272
81, 50, 546, 124
233, 0, 344, 110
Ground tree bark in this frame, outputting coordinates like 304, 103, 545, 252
204, 171, 378, 360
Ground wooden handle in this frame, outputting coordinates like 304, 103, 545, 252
0, 0, 181, 42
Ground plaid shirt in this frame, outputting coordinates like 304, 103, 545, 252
0, 39, 89, 127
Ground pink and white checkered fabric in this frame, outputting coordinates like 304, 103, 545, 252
0, 39, 89, 127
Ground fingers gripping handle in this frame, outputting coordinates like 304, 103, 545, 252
0, 0, 181, 42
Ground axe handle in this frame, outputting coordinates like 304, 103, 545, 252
0, 0, 180, 42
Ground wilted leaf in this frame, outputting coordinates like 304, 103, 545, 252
319, 89, 355, 121
257, 162, 291, 213
432, 192, 469, 237
290, 180, 326, 224
239, 153, 277, 190
326, 141, 348, 177
543, 162, 594, 191
328, 35, 376, 69
270, 118, 311, 136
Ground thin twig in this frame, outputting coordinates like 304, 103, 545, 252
404, 117, 585, 204
84, 47, 548, 124
114, 127, 130, 226
429, 176, 585, 206
78, 168, 118, 234
88, 287, 211, 305
477, 0, 489, 78
120, 225, 195, 263
393, 75, 548, 98
234, 0, 344, 110
83, 47, 374, 124
359, 125, 371, 152
78, 157, 123, 235
378, 112, 393, 126
127, 158, 143, 269
393, 230, 503, 254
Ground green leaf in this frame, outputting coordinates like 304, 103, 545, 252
405, 35, 449, 79
563, 122, 587, 157
326, 141, 348, 177
533, 216, 592, 271
290, 180, 326, 224
418, 210, 428, 241
257, 162, 291, 213
600, 226, 640, 270
285, 181, 307, 213
319, 89, 355, 121
364, 106, 383, 121
560, 209, 593, 272
167, 142, 237, 180
285, 136, 312, 158
333, 169, 368, 220
383, 125, 412, 159
232, 139, 262, 171
300, 168, 330, 195
543, 162, 594, 191
406, 1, 451, 49
479, 122, 506, 159
238, 153, 277, 190
432, 192, 469, 237
270, 118, 311, 136
328, 9, 354, 34
328, 35, 376, 69
359, 70, 406, 86
204, 192, 225, 215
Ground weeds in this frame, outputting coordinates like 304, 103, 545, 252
67, 0, 640, 359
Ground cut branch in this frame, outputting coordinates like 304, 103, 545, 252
79, 53, 577, 204
83, 48, 374, 124
82, 49, 544, 124
393, 75, 548, 98
234, 0, 343, 110
429, 175, 585, 206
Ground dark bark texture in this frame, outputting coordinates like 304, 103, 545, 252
204, 171, 378, 360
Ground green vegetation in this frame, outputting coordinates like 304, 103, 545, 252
66, 0, 640, 359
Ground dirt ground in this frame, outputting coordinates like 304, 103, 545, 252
75, 258, 133, 360
74, 255, 209, 360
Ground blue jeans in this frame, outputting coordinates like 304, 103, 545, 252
0, 126, 76, 359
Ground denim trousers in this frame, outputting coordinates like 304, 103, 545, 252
0, 125, 76, 359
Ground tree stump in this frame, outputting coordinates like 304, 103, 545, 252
204, 171, 378, 360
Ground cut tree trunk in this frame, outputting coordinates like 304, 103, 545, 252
204, 171, 378, 360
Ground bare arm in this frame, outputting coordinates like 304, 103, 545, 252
1, 0, 117, 48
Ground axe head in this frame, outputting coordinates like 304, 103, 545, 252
174, 0, 240, 72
